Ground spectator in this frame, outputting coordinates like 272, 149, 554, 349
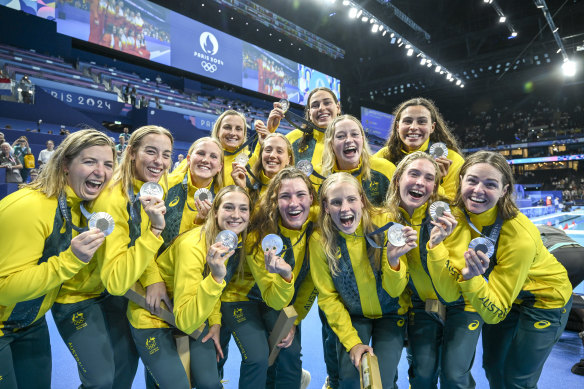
12, 136, 31, 182
172, 153, 184, 171
37, 140, 55, 169
18, 75, 33, 104
0, 141, 22, 182
121, 126, 131, 141
28, 168, 39, 182
116, 134, 127, 161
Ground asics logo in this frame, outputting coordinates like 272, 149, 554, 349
468, 320, 480, 331
169, 197, 180, 207
202, 61, 217, 73
534, 320, 551, 329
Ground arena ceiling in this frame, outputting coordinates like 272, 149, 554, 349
153, 0, 584, 111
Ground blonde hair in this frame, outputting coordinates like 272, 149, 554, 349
319, 172, 383, 276
202, 185, 251, 276
382, 97, 462, 165
455, 151, 518, 220
25, 129, 115, 198
248, 167, 316, 255
384, 151, 442, 222
249, 133, 294, 202
112, 125, 174, 200
183, 137, 225, 190
210, 110, 248, 150
321, 114, 373, 181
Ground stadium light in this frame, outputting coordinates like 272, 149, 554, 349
562, 60, 576, 77
349, 8, 358, 18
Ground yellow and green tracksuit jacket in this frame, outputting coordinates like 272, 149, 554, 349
286, 128, 325, 167
428, 206, 572, 324
0, 186, 89, 335
309, 222, 409, 352
374, 138, 464, 201
246, 217, 319, 325
223, 146, 259, 187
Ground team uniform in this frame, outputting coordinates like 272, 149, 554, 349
428, 206, 572, 388
375, 138, 464, 200
313, 157, 396, 206
130, 226, 239, 388
245, 216, 319, 388
309, 218, 410, 389
0, 187, 90, 388
286, 128, 325, 167
401, 204, 484, 388
222, 146, 259, 187
221, 216, 317, 389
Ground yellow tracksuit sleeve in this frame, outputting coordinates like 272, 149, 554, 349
94, 181, 164, 295
292, 271, 318, 325
309, 232, 362, 352
381, 251, 409, 298
172, 228, 226, 334
0, 188, 87, 306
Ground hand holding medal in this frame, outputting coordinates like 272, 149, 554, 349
261, 234, 292, 281
461, 238, 493, 280
386, 224, 418, 269
428, 201, 457, 249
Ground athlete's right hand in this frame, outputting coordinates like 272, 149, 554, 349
231, 162, 247, 189
140, 195, 166, 231
71, 228, 106, 263
207, 242, 233, 284
461, 249, 490, 280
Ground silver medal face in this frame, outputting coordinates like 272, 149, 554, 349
296, 160, 313, 176
429, 142, 449, 159
469, 237, 494, 258
88, 212, 115, 236
194, 188, 213, 203
234, 153, 249, 167
215, 230, 238, 251
261, 234, 284, 255
140, 182, 164, 200
387, 223, 406, 247
279, 99, 290, 113
429, 201, 451, 221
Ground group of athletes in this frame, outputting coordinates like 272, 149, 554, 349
0, 86, 573, 389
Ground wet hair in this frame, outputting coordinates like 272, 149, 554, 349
384, 151, 442, 222
112, 125, 174, 200
321, 114, 373, 181
455, 150, 518, 220
382, 97, 462, 165
25, 129, 115, 198
247, 167, 316, 255
318, 172, 383, 276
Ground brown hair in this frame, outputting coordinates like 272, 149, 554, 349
298, 87, 341, 152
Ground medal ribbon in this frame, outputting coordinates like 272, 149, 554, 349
58, 192, 88, 233
463, 210, 503, 243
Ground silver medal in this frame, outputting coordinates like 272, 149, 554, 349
429, 201, 451, 221
279, 99, 290, 113
88, 212, 115, 236
387, 223, 406, 247
469, 237, 495, 258
215, 230, 238, 251
296, 160, 313, 176
234, 153, 249, 167
194, 188, 213, 203
140, 182, 164, 200
429, 142, 449, 159
261, 234, 284, 255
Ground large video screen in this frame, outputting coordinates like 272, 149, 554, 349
8, 0, 341, 103
361, 106, 394, 139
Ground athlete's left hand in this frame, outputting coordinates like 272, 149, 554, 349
264, 247, 293, 282
194, 198, 212, 225
349, 344, 374, 368
277, 325, 296, 348
387, 226, 417, 270
145, 281, 173, 315
435, 156, 452, 179
461, 249, 490, 280
201, 324, 224, 362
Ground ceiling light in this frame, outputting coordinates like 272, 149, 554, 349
349, 8, 357, 18
562, 60, 576, 77
420, 58, 426, 65
435, 65, 441, 72
372, 24, 379, 33
343, 0, 350, 5
361, 16, 369, 22
382, 30, 387, 36
499, 16, 506, 23
407, 49, 413, 56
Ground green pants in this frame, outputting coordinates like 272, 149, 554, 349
221, 301, 302, 389
336, 314, 406, 389
482, 297, 572, 389
0, 316, 51, 389
52, 294, 138, 389
407, 302, 483, 389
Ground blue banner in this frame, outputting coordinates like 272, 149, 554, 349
41, 87, 132, 116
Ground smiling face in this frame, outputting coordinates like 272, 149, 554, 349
65, 145, 115, 201
278, 178, 313, 230
217, 115, 246, 152
461, 163, 508, 214
397, 105, 436, 152
398, 158, 437, 216
262, 136, 291, 178
324, 181, 363, 234
216, 191, 250, 235
131, 133, 172, 182
308, 90, 340, 128
332, 118, 363, 171
188, 140, 222, 187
